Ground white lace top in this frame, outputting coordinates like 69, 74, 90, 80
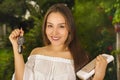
12, 54, 76, 80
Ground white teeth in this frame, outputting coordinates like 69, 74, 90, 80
52, 36, 59, 40
53, 37, 58, 39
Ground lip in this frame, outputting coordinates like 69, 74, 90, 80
51, 36, 60, 41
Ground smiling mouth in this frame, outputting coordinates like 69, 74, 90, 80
51, 36, 60, 41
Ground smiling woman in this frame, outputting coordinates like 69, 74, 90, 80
46, 12, 69, 46
9, 3, 108, 80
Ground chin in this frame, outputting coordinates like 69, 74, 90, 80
51, 43, 61, 46
51, 42, 63, 46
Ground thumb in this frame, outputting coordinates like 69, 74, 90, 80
20, 28, 24, 36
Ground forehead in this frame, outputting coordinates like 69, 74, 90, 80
47, 12, 66, 23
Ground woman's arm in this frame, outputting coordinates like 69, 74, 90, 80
9, 28, 25, 80
92, 55, 108, 80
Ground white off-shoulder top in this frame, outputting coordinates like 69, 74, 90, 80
12, 54, 76, 80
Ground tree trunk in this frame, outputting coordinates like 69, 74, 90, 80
116, 32, 120, 80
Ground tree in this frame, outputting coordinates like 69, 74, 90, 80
0, 0, 27, 27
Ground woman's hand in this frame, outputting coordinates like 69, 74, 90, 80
93, 55, 108, 80
9, 28, 24, 46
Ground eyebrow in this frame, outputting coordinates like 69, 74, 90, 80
47, 22, 66, 25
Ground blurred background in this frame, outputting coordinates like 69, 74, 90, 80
0, 0, 120, 80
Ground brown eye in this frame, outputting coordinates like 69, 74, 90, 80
47, 25, 53, 28
59, 25, 65, 28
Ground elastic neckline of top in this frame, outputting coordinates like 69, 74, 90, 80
28, 54, 73, 64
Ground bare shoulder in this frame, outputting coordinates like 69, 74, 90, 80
30, 46, 46, 55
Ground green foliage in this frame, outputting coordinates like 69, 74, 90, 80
23, 16, 43, 60
112, 0, 120, 24
0, 0, 26, 27
0, 0, 26, 15
96, 28, 115, 55
100, 0, 120, 25
0, 48, 14, 80
112, 49, 120, 55
35, 0, 74, 15
112, 8, 120, 24
73, 0, 112, 55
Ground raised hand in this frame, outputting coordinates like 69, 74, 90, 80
9, 28, 24, 46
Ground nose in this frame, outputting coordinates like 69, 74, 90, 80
52, 28, 58, 36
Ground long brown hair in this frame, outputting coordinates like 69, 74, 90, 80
42, 3, 89, 74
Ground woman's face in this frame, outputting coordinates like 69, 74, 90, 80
46, 12, 69, 46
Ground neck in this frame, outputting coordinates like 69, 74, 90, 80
48, 45, 68, 52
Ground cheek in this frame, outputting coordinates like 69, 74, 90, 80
63, 32, 69, 43
61, 30, 69, 38
46, 28, 51, 36
45, 30, 50, 40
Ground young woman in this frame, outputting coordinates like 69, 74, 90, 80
9, 3, 108, 80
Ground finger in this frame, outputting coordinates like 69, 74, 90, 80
96, 55, 100, 61
10, 31, 16, 39
9, 29, 20, 39
99, 55, 107, 63
9, 34, 13, 40
14, 29, 21, 37
96, 55, 104, 60
20, 28, 24, 36
96, 55, 108, 67
95, 55, 103, 65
